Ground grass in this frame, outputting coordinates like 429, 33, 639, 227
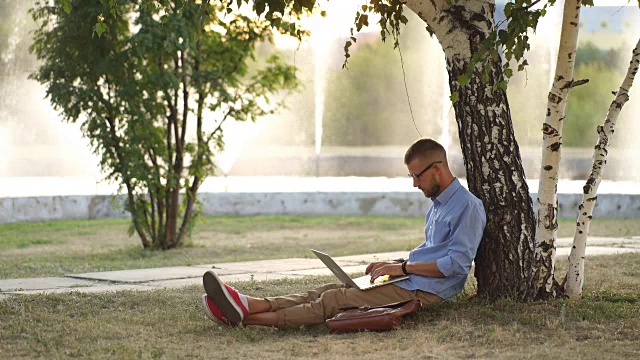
1, 216, 639, 358
1, 216, 640, 279
1, 253, 640, 359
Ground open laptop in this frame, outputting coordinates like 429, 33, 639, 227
311, 249, 409, 290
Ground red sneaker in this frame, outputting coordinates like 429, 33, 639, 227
203, 270, 249, 326
201, 295, 231, 325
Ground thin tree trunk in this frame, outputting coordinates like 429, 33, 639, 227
106, 114, 151, 248
405, 0, 538, 300
534, 0, 582, 297
166, 97, 179, 249
564, 38, 640, 299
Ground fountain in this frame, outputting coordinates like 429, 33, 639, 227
0, 0, 639, 222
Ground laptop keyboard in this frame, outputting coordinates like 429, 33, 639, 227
353, 275, 375, 289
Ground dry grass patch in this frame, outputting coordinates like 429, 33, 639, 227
2, 254, 640, 359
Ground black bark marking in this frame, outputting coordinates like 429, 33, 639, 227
539, 241, 553, 253
544, 165, 553, 171
549, 142, 561, 152
586, 196, 597, 202
542, 123, 559, 136
548, 92, 562, 104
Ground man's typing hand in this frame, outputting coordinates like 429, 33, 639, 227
365, 262, 391, 276
368, 263, 403, 283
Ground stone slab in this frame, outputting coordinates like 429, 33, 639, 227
0, 277, 96, 292
333, 251, 410, 264
7, 283, 149, 295
196, 257, 362, 273
68, 266, 208, 283
556, 237, 640, 248
218, 272, 305, 284
139, 277, 202, 290
281, 264, 368, 277
556, 246, 640, 257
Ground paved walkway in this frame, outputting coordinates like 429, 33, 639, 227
1, 237, 639, 298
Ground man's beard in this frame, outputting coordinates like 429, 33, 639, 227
422, 183, 440, 198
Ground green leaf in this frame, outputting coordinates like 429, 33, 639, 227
450, 91, 459, 104
457, 73, 470, 87
94, 22, 107, 37
503, 67, 513, 78
61, 0, 72, 14
504, 2, 513, 18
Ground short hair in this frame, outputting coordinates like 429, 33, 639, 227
404, 138, 447, 165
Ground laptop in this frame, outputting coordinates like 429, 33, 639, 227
311, 249, 409, 290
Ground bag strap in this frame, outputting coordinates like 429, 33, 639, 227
337, 299, 419, 312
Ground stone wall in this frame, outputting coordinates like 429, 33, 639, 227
1, 192, 639, 224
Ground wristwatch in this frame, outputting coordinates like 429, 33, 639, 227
401, 260, 409, 275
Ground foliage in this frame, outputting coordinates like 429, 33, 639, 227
575, 41, 626, 69
322, 23, 430, 146
565, 43, 627, 147
29, 0, 299, 249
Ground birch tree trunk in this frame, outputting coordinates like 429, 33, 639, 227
565, 39, 640, 300
534, 0, 582, 297
405, 0, 538, 299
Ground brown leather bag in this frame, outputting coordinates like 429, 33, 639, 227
325, 299, 423, 334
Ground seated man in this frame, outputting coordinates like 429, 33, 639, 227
200, 138, 486, 329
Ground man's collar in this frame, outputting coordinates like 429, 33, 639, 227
431, 178, 461, 205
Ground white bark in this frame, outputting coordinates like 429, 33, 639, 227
534, 0, 582, 295
404, 0, 494, 60
565, 39, 640, 300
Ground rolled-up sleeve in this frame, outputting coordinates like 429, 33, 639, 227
435, 203, 486, 277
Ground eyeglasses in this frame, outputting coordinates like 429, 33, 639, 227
407, 161, 442, 179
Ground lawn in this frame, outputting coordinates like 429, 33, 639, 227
1, 253, 639, 359
1, 216, 640, 358
1, 216, 640, 279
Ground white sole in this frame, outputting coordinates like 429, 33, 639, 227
201, 294, 224, 325
203, 270, 244, 325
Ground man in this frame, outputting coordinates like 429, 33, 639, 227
200, 138, 486, 329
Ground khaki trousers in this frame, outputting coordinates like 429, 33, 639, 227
265, 283, 442, 329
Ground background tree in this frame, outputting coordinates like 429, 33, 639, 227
30, 0, 299, 249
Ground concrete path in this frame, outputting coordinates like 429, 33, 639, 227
1, 237, 639, 297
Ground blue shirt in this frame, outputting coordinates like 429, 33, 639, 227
395, 178, 486, 300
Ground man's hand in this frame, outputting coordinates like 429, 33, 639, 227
368, 263, 404, 283
365, 262, 391, 275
